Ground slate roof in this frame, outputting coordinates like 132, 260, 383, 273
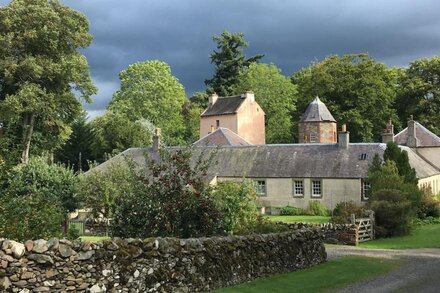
192, 127, 251, 147
300, 96, 336, 123
93, 143, 439, 180
200, 95, 245, 117
395, 122, 440, 147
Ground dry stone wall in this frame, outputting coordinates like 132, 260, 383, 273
0, 229, 326, 292
281, 222, 358, 245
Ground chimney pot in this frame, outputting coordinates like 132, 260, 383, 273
407, 116, 419, 147
338, 125, 349, 149
381, 119, 395, 143
209, 93, 218, 105
241, 91, 255, 103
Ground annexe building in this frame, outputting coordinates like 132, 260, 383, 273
94, 94, 440, 212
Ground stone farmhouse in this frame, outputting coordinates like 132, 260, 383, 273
95, 93, 440, 212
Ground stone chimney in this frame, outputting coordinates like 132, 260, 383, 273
407, 115, 419, 148
209, 93, 218, 105
153, 128, 161, 152
381, 118, 394, 143
241, 91, 255, 103
338, 124, 349, 149
210, 125, 214, 133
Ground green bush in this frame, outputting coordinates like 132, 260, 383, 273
0, 193, 64, 241
414, 216, 440, 226
213, 180, 259, 234
417, 186, 440, 219
331, 201, 366, 224
235, 216, 289, 235
0, 157, 77, 240
369, 189, 414, 237
280, 206, 305, 216
418, 194, 440, 219
307, 200, 329, 216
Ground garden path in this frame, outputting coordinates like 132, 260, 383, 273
327, 245, 440, 293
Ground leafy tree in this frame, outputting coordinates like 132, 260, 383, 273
0, 0, 96, 163
205, 31, 263, 96
108, 60, 186, 145
291, 53, 399, 142
77, 160, 139, 219
383, 141, 417, 184
182, 99, 204, 144
396, 56, 440, 136
55, 111, 95, 172
234, 63, 298, 143
212, 180, 259, 234
91, 111, 154, 162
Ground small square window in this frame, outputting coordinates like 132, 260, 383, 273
362, 180, 371, 201
293, 180, 304, 197
254, 180, 266, 196
216, 120, 220, 128
310, 132, 317, 143
311, 180, 322, 198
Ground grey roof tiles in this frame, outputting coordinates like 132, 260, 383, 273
200, 95, 245, 117
300, 96, 336, 122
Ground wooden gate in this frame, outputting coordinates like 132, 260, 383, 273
351, 211, 375, 242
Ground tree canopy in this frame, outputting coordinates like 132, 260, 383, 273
108, 60, 186, 145
0, 0, 96, 164
396, 56, 440, 136
91, 111, 154, 162
205, 31, 263, 96
234, 63, 298, 143
291, 53, 399, 142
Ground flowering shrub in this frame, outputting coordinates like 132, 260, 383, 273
111, 148, 224, 238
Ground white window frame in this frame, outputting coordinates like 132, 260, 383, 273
293, 180, 304, 197
311, 180, 322, 198
361, 180, 371, 201
310, 132, 318, 143
254, 180, 267, 196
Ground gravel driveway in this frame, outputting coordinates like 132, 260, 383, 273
326, 245, 440, 293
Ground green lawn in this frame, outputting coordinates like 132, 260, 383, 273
213, 256, 399, 293
267, 215, 331, 224
79, 236, 110, 242
360, 224, 440, 249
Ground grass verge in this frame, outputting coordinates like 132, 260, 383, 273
79, 236, 110, 242
360, 224, 440, 249
213, 256, 399, 293
267, 215, 331, 224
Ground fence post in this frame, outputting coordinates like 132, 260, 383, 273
369, 210, 375, 239
350, 214, 356, 225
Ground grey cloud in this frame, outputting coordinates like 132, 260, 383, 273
1, 0, 440, 115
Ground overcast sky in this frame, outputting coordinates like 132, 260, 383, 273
2, 0, 440, 119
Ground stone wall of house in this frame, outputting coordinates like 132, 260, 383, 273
281, 222, 358, 245
0, 229, 326, 292
298, 121, 337, 143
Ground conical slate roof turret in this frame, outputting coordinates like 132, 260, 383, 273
300, 96, 336, 122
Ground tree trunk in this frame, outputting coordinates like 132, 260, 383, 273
21, 112, 35, 164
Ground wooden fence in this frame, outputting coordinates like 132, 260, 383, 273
351, 211, 375, 242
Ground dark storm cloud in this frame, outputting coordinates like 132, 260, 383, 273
1, 0, 440, 118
